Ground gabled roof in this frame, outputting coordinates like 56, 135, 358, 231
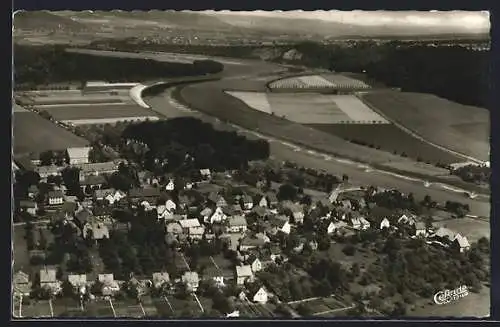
228, 215, 247, 227
129, 187, 161, 198
179, 218, 201, 229
236, 265, 253, 277
66, 147, 91, 159
182, 271, 199, 284
435, 227, 456, 240
455, 234, 471, 248
68, 274, 87, 287
242, 194, 253, 203
40, 267, 57, 283
73, 161, 119, 173
13, 271, 30, 284
98, 273, 116, 285
48, 190, 64, 198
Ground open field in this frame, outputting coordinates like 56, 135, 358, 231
165, 295, 202, 316
16, 90, 133, 106
290, 296, 349, 316
225, 92, 388, 124
19, 299, 52, 318
112, 298, 145, 318
41, 104, 160, 121
434, 217, 490, 242
268, 74, 370, 90
85, 299, 115, 317
140, 295, 160, 317
360, 90, 490, 162
309, 123, 462, 165
14, 111, 89, 154
51, 298, 83, 317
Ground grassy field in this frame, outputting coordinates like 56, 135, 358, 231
17, 90, 132, 106
360, 90, 490, 162
51, 298, 83, 317
41, 104, 160, 121
308, 123, 462, 165
20, 299, 52, 318
434, 217, 490, 242
290, 296, 348, 316
112, 298, 145, 318
13, 225, 29, 272
85, 299, 115, 318
14, 111, 89, 154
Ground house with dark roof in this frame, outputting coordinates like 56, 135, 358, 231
266, 193, 279, 208
128, 187, 161, 203
241, 194, 254, 210
228, 215, 247, 234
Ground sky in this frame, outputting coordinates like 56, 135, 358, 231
202, 10, 490, 33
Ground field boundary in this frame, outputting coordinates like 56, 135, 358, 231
167, 83, 489, 196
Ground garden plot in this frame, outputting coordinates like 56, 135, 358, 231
140, 296, 159, 317
225, 91, 272, 114
268, 74, 370, 90
85, 299, 115, 318
42, 104, 160, 122
19, 299, 53, 318
320, 74, 371, 89
112, 298, 145, 318
51, 298, 83, 317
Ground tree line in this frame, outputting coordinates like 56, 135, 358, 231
14, 44, 224, 88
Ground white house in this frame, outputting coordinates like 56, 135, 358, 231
105, 190, 126, 204
151, 272, 170, 289
201, 207, 213, 222
279, 221, 291, 235
397, 214, 416, 225
252, 287, 269, 304
165, 199, 177, 212
13, 271, 32, 297
157, 205, 174, 221
199, 169, 211, 180
209, 207, 227, 224
228, 215, 247, 234
48, 190, 64, 206
380, 217, 391, 229
141, 200, 156, 211
249, 257, 262, 273
68, 274, 87, 293
241, 195, 254, 210
235, 265, 254, 285
350, 217, 361, 230
182, 271, 200, 292
258, 196, 268, 208
165, 179, 175, 191
66, 147, 91, 165
359, 217, 371, 230
414, 222, 427, 237
453, 234, 471, 253
189, 226, 205, 240
40, 267, 62, 296
327, 221, 337, 234
179, 218, 201, 233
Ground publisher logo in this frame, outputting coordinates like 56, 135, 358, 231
433, 285, 469, 305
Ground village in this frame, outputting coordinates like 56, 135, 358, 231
12, 144, 489, 318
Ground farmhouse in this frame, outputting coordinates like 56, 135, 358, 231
248, 256, 263, 273
398, 213, 416, 225
241, 195, 254, 210
228, 215, 247, 234
35, 165, 64, 179
179, 218, 202, 233
434, 227, 456, 242
189, 226, 206, 240
74, 161, 120, 181
157, 205, 174, 221
414, 222, 427, 237
239, 235, 266, 252
66, 147, 91, 165
235, 265, 254, 285
13, 271, 32, 296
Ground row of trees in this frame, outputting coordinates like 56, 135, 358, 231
452, 165, 491, 184
14, 44, 224, 88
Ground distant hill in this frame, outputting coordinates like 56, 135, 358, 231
14, 10, 89, 31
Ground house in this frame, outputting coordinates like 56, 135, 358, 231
165, 199, 177, 212
252, 287, 269, 304
258, 195, 268, 208
239, 235, 266, 252
328, 189, 341, 203
80, 175, 107, 191
68, 274, 87, 293
179, 218, 202, 233
414, 222, 427, 237
359, 217, 371, 230
248, 257, 262, 273
241, 195, 254, 210
341, 199, 353, 210
189, 226, 206, 240
326, 221, 338, 234
66, 147, 91, 165
453, 234, 471, 253
209, 207, 227, 224
83, 222, 110, 241
182, 271, 200, 292
40, 267, 61, 295
434, 227, 456, 242
157, 205, 174, 221
291, 207, 305, 225
203, 267, 226, 287
165, 179, 175, 191
98, 274, 120, 296
13, 271, 32, 296
235, 265, 254, 285
216, 195, 228, 208
103, 189, 126, 205
398, 214, 416, 225
128, 187, 161, 203
350, 217, 361, 230
266, 193, 279, 208
228, 215, 247, 234
199, 169, 211, 180
166, 222, 183, 235
74, 161, 120, 181
152, 272, 170, 289
380, 218, 391, 229
34, 165, 63, 179
19, 200, 38, 216
47, 190, 64, 206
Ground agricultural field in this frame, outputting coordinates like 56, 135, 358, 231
18, 299, 53, 318
16, 90, 134, 106
309, 123, 462, 165
268, 74, 370, 90
84, 299, 116, 318
225, 92, 388, 124
290, 296, 350, 317
13, 111, 89, 155
40, 104, 160, 123
434, 217, 490, 243
51, 298, 84, 317
360, 90, 490, 162
13, 225, 29, 272
112, 298, 145, 318
234, 299, 276, 318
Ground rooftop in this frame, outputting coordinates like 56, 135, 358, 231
66, 147, 91, 159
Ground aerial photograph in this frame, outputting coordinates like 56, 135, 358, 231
12, 10, 491, 319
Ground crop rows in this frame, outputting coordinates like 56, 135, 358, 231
269, 74, 371, 90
